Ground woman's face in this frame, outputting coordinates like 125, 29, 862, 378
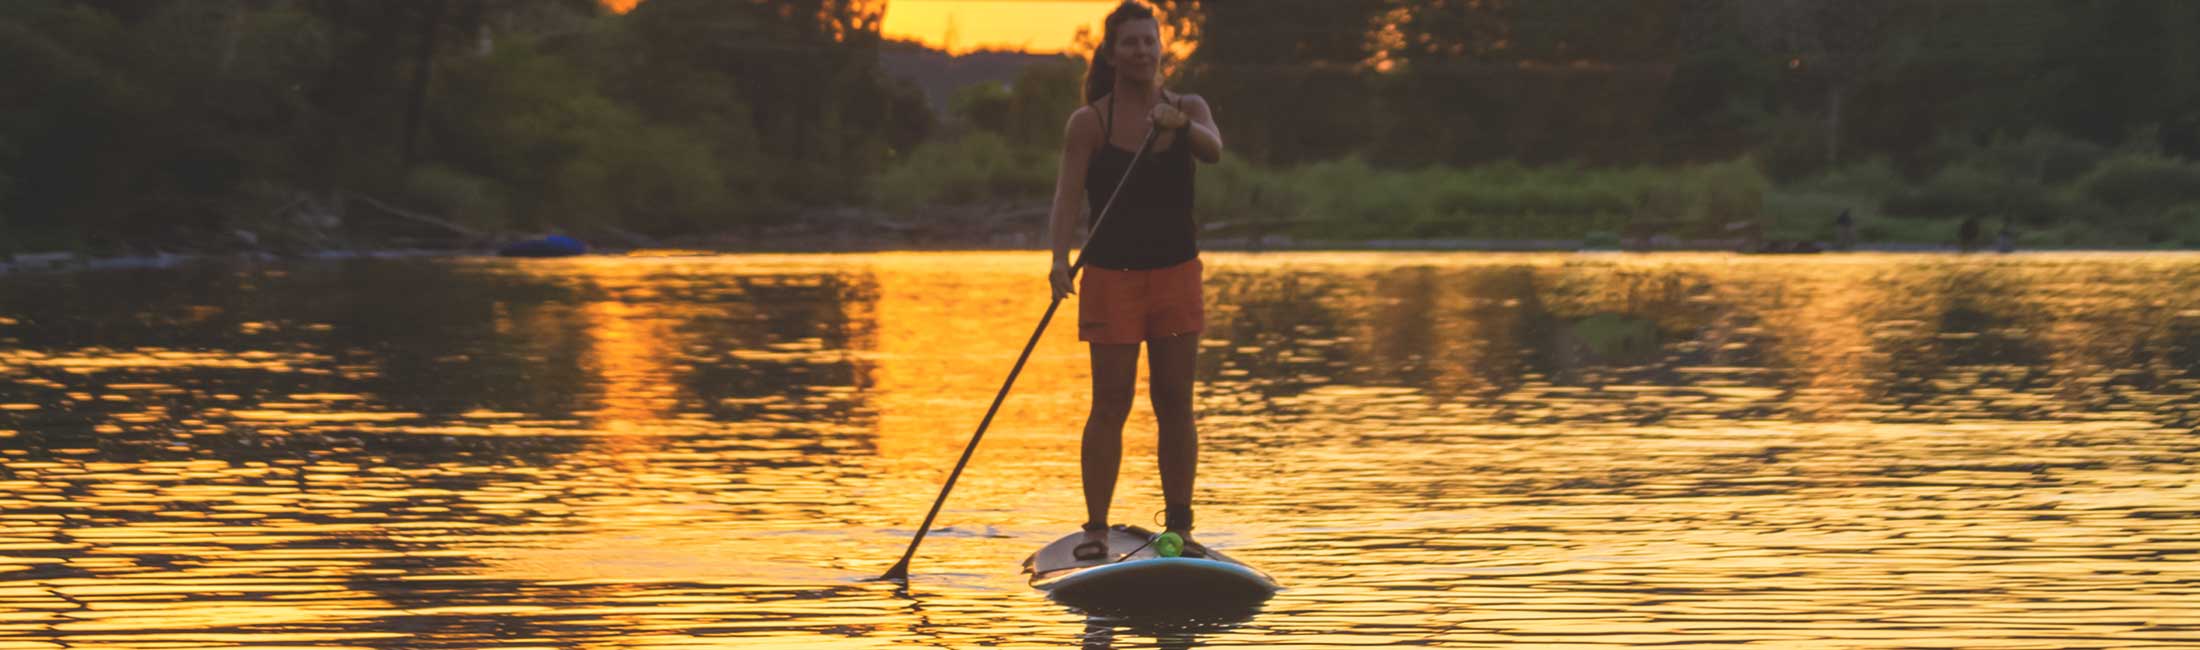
1109, 18, 1162, 84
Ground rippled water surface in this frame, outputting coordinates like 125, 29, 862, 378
1, 252, 2196, 649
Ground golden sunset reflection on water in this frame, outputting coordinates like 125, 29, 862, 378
0, 252, 2196, 648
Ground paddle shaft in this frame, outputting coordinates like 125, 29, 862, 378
881, 126, 1163, 581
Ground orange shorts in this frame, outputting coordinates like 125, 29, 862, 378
1078, 257, 1204, 344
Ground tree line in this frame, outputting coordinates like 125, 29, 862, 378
4, 0, 928, 251
6, 0, 2199, 252
1140, 0, 2200, 171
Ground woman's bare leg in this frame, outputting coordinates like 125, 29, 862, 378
1147, 332, 1198, 531
1083, 342, 1141, 530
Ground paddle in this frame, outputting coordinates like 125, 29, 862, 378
880, 124, 1163, 582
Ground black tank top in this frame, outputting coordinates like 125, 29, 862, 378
1082, 91, 1197, 270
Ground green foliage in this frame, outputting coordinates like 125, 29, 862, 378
550, 122, 733, 236
612, 0, 914, 211
2168, 203, 2200, 246
1692, 159, 1772, 226
1183, 156, 1768, 240
0, 0, 933, 246
952, 82, 1014, 134
1167, 0, 2200, 171
1633, 159, 1767, 235
1157, 0, 1386, 66
1764, 190, 1861, 241
1762, 159, 1900, 240
1885, 165, 2017, 219
869, 132, 1052, 212
0, 5, 142, 240
1757, 141, 2200, 245
1004, 57, 1085, 148
945, 57, 1083, 151
431, 35, 749, 233
1155, 0, 1387, 165
1751, 112, 1833, 181
1963, 131, 2109, 185
1793, 159, 1906, 198
402, 165, 507, 233
2077, 153, 2200, 212
4, 0, 2200, 249
1189, 155, 1289, 223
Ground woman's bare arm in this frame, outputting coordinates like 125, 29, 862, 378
1179, 94, 1223, 164
1048, 106, 1101, 297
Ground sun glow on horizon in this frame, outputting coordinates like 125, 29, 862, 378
600, 0, 1111, 54
882, 0, 1115, 54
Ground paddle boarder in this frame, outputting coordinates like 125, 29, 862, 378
1045, 1, 1224, 562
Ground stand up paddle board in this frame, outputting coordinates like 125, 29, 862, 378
1023, 525, 1278, 611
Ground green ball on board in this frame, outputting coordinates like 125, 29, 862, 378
1153, 531, 1183, 558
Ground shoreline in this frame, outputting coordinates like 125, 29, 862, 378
6, 238, 2194, 277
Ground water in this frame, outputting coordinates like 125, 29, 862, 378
1, 251, 2195, 649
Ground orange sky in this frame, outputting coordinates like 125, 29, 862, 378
881, 1, 1115, 54
601, 0, 1112, 55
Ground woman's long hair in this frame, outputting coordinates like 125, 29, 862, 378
1084, 1, 1159, 104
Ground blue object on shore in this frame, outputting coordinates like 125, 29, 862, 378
497, 235, 587, 258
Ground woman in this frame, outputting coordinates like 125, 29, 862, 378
1045, 1, 1224, 561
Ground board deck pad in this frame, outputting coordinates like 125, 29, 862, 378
1023, 525, 1279, 612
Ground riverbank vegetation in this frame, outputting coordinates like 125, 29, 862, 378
6, 1, 2198, 254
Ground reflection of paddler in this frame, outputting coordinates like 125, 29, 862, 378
1044, 1, 1226, 561
1570, 313, 1661, 361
